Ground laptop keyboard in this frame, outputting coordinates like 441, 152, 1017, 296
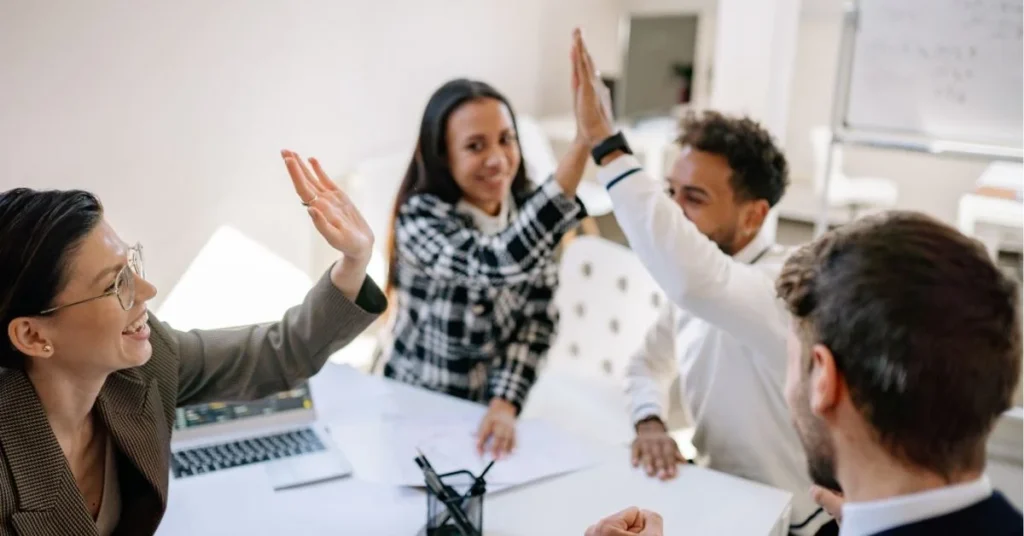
171, 428, 325, 478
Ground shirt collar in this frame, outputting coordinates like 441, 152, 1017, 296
732, 225, 774, 265
455, 196, 511, 236
840, 476, 993, 536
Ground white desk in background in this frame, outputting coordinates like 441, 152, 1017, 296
957, 161, 1023, 259
957, 193, 1023, 259
157, 364, 792, 535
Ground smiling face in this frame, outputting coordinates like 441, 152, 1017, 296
666, 147, 753, 255
444, 97, 521, 215
13, 219, 159, 376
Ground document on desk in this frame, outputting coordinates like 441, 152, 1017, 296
331, 417, 605, 491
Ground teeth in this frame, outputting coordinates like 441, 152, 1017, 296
123, 313, 148, 335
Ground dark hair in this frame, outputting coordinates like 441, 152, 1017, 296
385, 78, 530, 294
677, 110, 789, 207
776, 210, 1022, 477
0, 188, 104, 369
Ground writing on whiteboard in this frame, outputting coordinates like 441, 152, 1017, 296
846, 0, 1023, 144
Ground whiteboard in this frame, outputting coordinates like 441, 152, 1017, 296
845, 0, 1023, 146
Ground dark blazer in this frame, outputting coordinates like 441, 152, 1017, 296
0, 269, 386, 536
874, 492, 1023, 536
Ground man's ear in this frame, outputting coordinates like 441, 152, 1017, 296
742, 199, 770, 237
808, 343, 841, 420
7, 317, 53, 360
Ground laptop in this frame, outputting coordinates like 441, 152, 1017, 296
169, 382, 353, 491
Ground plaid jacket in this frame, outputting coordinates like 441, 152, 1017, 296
381, 178, 586, 409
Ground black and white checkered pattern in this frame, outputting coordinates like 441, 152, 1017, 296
382, 178, 585, 409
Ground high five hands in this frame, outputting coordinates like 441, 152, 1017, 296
281, 150, 374, 300
571, 28, 617, 149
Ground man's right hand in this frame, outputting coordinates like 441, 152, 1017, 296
570, 28, 616, 148
631, 418, 686, 480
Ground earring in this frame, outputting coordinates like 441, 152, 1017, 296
42, 344, 52, 353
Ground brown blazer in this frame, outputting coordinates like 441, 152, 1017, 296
0, 270, 387, 536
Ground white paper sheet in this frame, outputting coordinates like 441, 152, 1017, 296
330, 417, 603, 492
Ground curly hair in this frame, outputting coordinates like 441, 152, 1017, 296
776, 210, 1022, 478
677, 110, 789, 206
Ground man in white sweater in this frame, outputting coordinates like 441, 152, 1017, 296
567, 31, 833, 535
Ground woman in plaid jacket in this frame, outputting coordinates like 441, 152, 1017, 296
379, 79, 591, 457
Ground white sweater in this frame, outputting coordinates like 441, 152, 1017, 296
598, 154, 830, 535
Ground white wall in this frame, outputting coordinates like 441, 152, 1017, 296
1, 0, 627, 315
535, 0, 623, 117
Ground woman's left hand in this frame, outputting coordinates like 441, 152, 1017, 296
282, 150, 374, 264
476, 398, 518, 459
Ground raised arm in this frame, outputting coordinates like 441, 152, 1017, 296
397, 174, 585, 289
166, 268, 386, 406
168, 151, 387, 404
597, 157, 789, 352
570, 29, 789, 354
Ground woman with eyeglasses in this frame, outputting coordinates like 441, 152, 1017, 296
0, 151, 386, 535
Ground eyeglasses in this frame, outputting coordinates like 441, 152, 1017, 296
39, 243, 145, 315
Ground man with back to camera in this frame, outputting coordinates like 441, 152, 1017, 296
587, 209, 1024, 536
565, 30, 833, 535
569, 29, 1023, 536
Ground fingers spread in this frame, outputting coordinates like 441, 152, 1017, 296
308, 157, 340, 193
283, 153, 316, 203
294, 154, 320, 190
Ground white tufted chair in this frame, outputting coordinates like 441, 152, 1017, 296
522, 236, 672, 446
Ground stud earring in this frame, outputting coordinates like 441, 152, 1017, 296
43, 344, 52, 353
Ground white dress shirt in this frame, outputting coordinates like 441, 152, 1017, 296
841, 477, 994, 536
598, 154, 828, 535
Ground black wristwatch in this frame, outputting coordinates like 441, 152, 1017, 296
590, 131, 633, 165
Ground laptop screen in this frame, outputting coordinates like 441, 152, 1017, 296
173, 382, 313, 431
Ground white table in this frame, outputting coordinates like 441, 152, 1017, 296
957, 193, 1023, 258
158, 364, 792, 535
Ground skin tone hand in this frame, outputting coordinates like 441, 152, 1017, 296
811, 485, 845, 524
476, 398, 518, 459
548, 32, 599, 199
585, 507, 664, 536
570, 28, 617, 149
631, 418, 687, 480
282, 150, 373, 301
